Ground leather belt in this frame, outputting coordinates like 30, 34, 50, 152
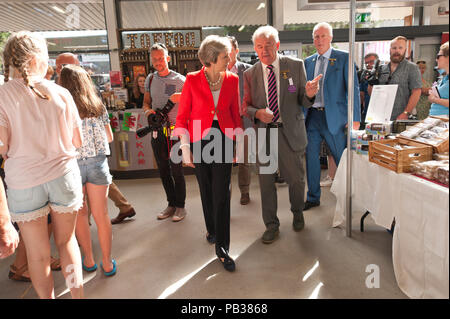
267, 122, 283, 128
313, 107, 325, 111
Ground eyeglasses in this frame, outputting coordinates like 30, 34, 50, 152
436, 53, 445, 59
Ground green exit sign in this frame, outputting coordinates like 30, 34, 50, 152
356, 13, 371, 23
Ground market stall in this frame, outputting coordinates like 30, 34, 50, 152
331, 115, 449, 299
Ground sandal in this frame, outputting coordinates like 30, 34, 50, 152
82, 256, 98, 272
8, 264, 31, 282
100, 259, 117, 277
50, 257, 62, 271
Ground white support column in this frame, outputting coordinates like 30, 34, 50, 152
272, 0, 284, 31
103, 0, 120, 71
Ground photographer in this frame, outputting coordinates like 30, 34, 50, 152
369, 36, 422, 120
359, 53, 378, 127
143, 43, 187, 222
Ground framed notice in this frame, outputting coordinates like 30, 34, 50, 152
113, 88, 129, 103
438, 3, 449, 16
365, 84, 398, 123
110, 71, 123, 88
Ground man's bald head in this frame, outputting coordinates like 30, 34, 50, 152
55, 53, 79, 76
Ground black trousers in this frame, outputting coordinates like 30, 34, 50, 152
151, 129, 186, 208
192, 121, 233, 256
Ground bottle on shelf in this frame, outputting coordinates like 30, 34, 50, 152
172, 51, 177, 66
183, 63, 188, 76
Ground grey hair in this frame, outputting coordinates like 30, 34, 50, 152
198, 35, 231, 67
364, 53, 379, 60
312, 22, 333, 38
252, 25, 279, 44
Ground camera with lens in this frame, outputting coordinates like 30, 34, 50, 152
136, 99, 175, 138
360, 59, 383, 86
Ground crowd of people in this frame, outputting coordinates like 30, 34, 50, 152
0, 22, 448, 299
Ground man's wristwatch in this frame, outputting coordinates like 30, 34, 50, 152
403, 111, 411, 116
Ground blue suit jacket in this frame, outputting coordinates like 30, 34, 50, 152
304, 49, 360, 135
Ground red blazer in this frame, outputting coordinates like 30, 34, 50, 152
174, 67, 242, 142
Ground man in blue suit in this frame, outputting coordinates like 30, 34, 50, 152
303, 22, 360, 210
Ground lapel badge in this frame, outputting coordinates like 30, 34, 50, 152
281, 70, 289, 80
329, 58, 336, 66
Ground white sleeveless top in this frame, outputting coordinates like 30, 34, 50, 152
211, 89, 221, 121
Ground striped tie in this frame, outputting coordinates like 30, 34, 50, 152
267, 64, 279, 122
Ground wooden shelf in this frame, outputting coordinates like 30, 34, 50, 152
120, 59, 146, 63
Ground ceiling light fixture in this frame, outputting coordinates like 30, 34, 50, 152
256, 2, 266, 10
51, 6, 65, 14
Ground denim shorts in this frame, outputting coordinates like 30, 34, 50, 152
7, 165, 84, 223
77, 155, 112, 186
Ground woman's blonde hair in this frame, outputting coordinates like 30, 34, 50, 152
2, 31, 49, 99
133, 73, 146, 99
59, 65, 105, 119
440, 41, 449, 57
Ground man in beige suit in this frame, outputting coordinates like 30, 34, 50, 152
243, 26, 321, 244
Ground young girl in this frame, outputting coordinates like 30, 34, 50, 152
0, 31, 84, 298
59, 65, 116, 277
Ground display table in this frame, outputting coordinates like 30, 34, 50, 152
331, 149, 449, 299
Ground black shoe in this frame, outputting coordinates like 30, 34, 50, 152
275, 175, 285, 184
217, 247, 235, 272
293, 212, 305, 232
303, 201, 320, 211
262, 229, 279, 244
206, 233, 216, 244
240, 193, 250, 205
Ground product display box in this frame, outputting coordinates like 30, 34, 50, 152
398, 116, 449, 153
369, 138, 433, 173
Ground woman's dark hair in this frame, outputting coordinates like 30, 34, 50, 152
60, 65, 105, 119
133, 73, 146, 99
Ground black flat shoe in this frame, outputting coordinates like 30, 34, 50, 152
206, 233, 216, 244
217, 247, 235, 272
304, 201, 320, 211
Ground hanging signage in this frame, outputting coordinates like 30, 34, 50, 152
356, 12, 371, 23
122, 29, 201, 50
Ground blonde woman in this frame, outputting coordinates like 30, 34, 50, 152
429, 41, 449, 116
59, 65, 116, 277
0, 31, 84, 298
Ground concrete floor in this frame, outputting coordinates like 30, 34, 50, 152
0, 167, 407, 299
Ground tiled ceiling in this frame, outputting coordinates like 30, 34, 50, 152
0, 0, 106, 32
120, 0, 267, 29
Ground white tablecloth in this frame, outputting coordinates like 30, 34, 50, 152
331, 149, 449, 299
331, 149, 398, 229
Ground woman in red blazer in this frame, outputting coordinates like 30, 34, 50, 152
174, 35, 242, 272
